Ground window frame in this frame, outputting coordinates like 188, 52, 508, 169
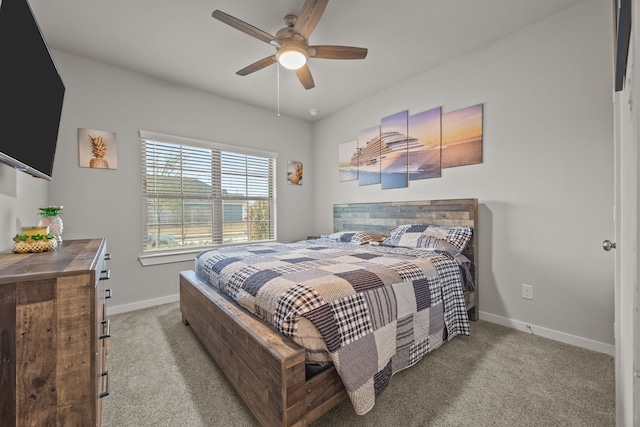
138, 130, 277, 265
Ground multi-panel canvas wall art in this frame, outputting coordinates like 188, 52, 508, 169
442, 103, 483, 168
338, 103, 483, 189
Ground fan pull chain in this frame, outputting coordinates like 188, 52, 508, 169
277, 63, 281, 117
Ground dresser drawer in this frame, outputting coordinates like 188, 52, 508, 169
95, 250, 110, 286
95, 248, 111, 346
95, 248, 111, 426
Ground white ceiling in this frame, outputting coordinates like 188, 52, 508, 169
29, 0, 586, 122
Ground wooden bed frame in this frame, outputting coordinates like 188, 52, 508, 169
179, 198, 478, 426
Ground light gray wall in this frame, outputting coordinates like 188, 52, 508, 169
311, 0, 614, 346
46, 50, 313, 309
1, 0, 614, 350
0, 164, 49, 252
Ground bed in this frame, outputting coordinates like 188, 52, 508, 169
179, 198, 478, 426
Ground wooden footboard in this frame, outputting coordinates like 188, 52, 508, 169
179, 270, 347, 427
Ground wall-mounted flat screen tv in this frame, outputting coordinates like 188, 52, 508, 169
614, 0, 631, 92
0, 0, 65, 180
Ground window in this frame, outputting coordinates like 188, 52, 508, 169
140, 131, 277, 252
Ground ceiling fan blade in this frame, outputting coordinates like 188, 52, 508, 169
309, 45, 368, 60
236, 56, 277, 76
212, 10, 279, 46
295, 64, 315, 90
293, 0, 328, 39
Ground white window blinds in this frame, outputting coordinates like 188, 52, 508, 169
140, 131, 277, 252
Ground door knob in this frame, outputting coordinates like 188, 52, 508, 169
603, 240, 616, 251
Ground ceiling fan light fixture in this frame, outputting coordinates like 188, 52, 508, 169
213, 1, 368, 90
277, 46, 308, 70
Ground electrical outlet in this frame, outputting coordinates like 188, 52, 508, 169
522, 284, 534, 300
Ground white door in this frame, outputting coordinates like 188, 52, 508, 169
636, 81, 640, 423
634, 33, 640, 426
612, 20, 639, 427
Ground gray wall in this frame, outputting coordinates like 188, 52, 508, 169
311, 0, 614, 348
0, 164, 48, 251
44, 50, 313, 310
0, 0, 614, 351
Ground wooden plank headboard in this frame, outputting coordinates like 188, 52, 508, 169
333, 199, 477, 232
333, 198, 478, 319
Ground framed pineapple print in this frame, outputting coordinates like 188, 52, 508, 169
78, 128, 118, 169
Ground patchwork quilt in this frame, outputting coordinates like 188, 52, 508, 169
195, 239, 470, 415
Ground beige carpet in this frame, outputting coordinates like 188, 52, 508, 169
102, 302, 615, 427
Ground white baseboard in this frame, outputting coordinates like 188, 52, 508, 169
479, 311, 614, 356
107, 293, 179, 316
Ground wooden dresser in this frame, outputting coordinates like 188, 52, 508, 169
0, 239, 111, 427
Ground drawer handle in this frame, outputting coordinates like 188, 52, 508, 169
104, 253, 112, 260
99, 371, 110, 398
105, 288, 112, 299
100, 270, 111, 281
99, 319, 111, 339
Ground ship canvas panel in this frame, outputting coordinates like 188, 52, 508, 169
357, 126, 381, 186
380, 110, 409, 189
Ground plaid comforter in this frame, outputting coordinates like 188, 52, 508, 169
195, 239, 470, 415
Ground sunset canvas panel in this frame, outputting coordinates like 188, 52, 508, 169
408, 106, 442, 181
441, 103, 483, 168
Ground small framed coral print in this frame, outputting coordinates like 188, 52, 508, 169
78, 128, 118, 169
287, 160, 302, 185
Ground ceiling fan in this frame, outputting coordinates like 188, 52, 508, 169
212, 0, 368, 90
